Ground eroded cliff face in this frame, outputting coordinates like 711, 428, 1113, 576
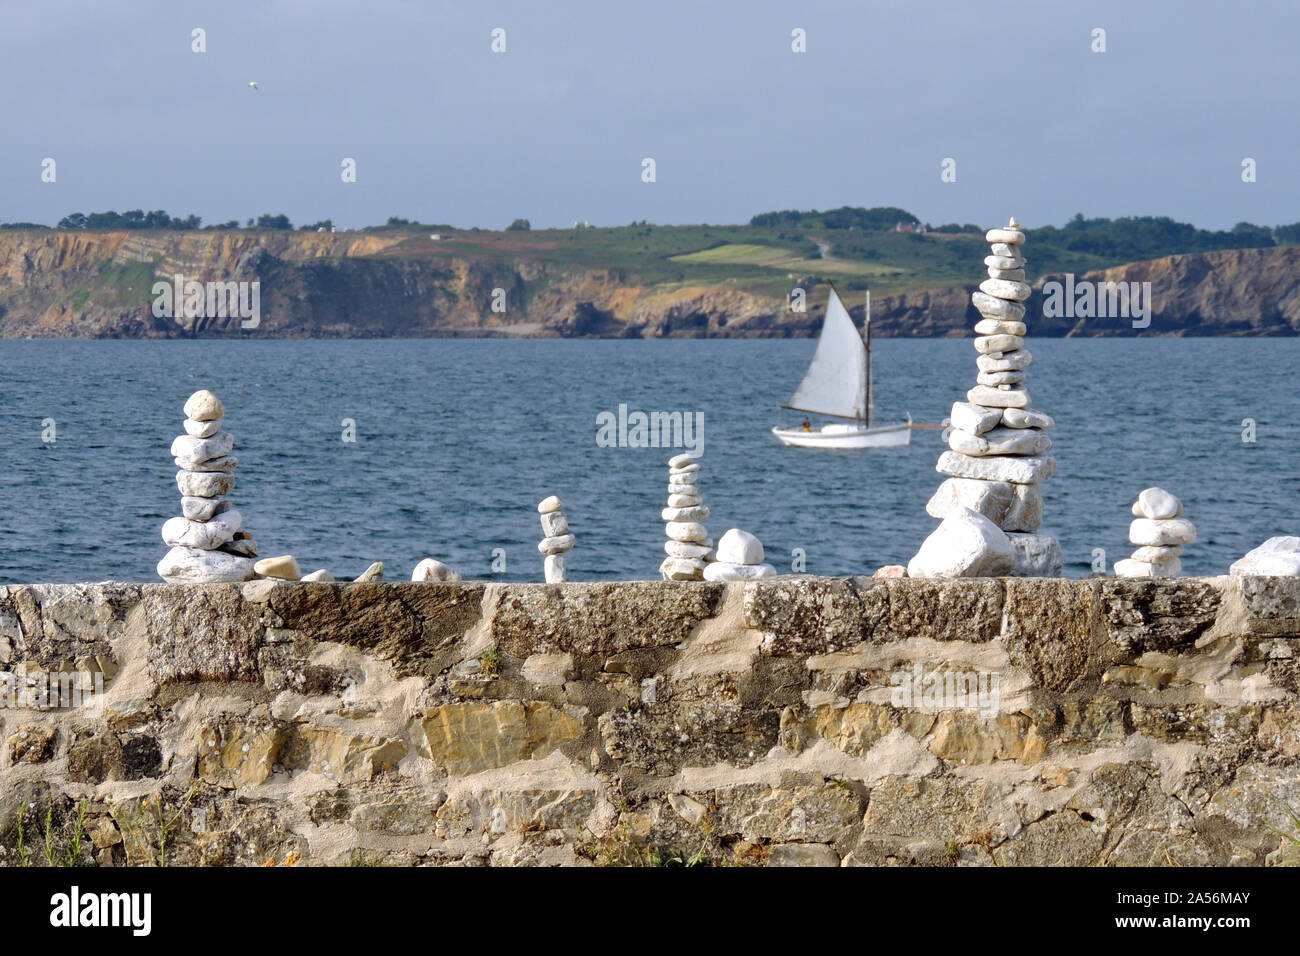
0, 576, 1297, 867
0, 231, 1296, 337
1036, 247, 1300, 336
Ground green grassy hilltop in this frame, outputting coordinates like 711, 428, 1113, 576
8, 206, 1295, 302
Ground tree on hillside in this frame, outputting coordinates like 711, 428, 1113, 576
507, 218, 531, 231
749, 206, 919, 230
55, 209, 201, 230
255, 213, 293, 230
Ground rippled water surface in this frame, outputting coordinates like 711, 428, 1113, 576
0, 338, 1296, 583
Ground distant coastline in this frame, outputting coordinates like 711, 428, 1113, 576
2, 210, 1297, 339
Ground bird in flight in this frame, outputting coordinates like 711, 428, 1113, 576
248, 81, 259, 90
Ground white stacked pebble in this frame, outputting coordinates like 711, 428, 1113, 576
1114, 487, 1194, 577
913, 217, 1061, 578
703, 529, 776, 582
538, 496, 574, 583
660, 453, 712, 581
157, 390, 258, 583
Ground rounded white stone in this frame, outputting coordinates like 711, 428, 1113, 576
669, 462, 701, 476
170, 432, 234, 465
702, 562, 777, 582
161, 510, 242, 550
987, 268, 1027, 282
543, 553, 567, 584
978, 350, 1032, 373
976, 369, 1025, 387
668, 453, 698, 469
183, 390, 225, 422
660, 556, 705, 581
181, 496, 230, 521
949, 401, 1004, 436
907, 507, 1016, 579
971, 291, 1027, 320
985, 227, 1026, 245
411, 558, 461, 582
540, 510, 569, 537
254, 554, 301, 581
538, 533, 575, 555
665, 539, 714, 559
966, 385, 1030, 408
978, 278, 1032, 302
1230, 537, 1300, 577
665, 521, 709, 544
666, 493, 701, 508
937, 450, 1055, 484
1129, 518, 1196, 547
174, 454, 238, 474
158, 547, 255, 584
301, 569, 336, 583
1000, 407, 1053, 429
925, 477, 1042, 532
716, 528, 764, 565
183, 418, 222, 438
990, 242, 1018, 257
974, 334, 1024, 354
974, 319, 1027, 336
947, 426, 1050, 458
662, 505, 709, 522
1114, 556, 1182, 578
176, 470, 235, 498
1131, 545, 1182, 563
1132, 487, 1183, 520
984, 254, 1026, 270
537, 495, 563, 514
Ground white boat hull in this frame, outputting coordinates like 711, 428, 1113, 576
772, 421, 912, 449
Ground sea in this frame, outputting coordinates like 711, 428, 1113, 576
0, 338, 1295, 584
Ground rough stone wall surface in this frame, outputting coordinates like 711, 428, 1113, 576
0, 576, 1296, 867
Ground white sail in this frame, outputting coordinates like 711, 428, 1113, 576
784, 287, 867, 420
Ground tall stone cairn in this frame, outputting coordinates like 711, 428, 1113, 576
924, 217, 1062, 576
157, 389, 258, 583
660, 453, 712, 581
538, 496, 574, 583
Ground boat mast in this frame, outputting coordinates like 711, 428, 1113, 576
864, 290, 875, 426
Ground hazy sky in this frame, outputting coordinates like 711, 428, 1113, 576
3, 0, 1295, 231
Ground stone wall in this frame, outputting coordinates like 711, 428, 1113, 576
0, 576, 1297, 867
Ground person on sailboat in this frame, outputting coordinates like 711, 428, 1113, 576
801, 417, 812, 432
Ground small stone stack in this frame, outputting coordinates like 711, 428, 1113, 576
538, 496, 574, 583
921, 217, 1061, 577
1115, 487, 1195, 577
157, 390, 258, 583
660, 453, 712, 581
703, 529, 775, 581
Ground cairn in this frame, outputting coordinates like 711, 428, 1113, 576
913, 217, 1061, 577
157, 390, 258, 583
703, 528, 775, 581
1115, 487, 1195, 577
660, 453, 712, 581
538, 496, 574, 582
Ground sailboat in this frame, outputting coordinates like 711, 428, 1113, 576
772, 286, 911, 449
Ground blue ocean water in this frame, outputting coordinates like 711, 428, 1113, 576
0, 338, 1295, 584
